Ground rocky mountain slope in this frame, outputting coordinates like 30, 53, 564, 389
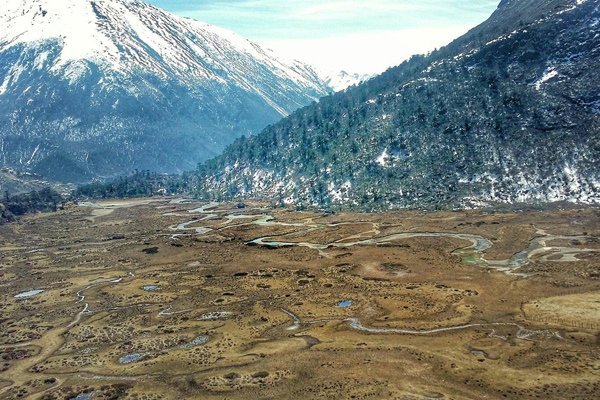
0, 0, 329, 182
196, 0, 599, 210
0, 168, 58, 196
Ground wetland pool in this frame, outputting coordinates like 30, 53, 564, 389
14, 289, 44, 298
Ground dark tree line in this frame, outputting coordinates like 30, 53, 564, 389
74, 170, 194, 199
1, 187, 63, 222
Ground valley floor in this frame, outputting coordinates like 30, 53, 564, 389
0, 199, 598, 399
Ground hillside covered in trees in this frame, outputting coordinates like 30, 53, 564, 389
74, 171, 194, 199
193, 0, 599, 210
0, 187, 63, 222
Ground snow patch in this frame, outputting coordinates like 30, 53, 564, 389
400, 77, 439, 90
0, 77, 8, 96
376, 149, 390, 167
533, 69, 559, 90
556, 0, 589, 15
328, 181, 352, 203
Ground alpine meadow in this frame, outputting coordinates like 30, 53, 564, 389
0, 1, 598, 399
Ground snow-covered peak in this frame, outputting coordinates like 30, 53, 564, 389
2, 0, 118, 67
0, 0, 328, 105
321, 70, 373, 92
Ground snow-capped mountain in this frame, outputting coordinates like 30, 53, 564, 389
322, 70, 372, 92
0, 0, 330, 181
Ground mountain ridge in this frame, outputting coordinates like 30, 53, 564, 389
194, 0, 599, 210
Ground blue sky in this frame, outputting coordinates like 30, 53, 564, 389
147, 0, 500, 74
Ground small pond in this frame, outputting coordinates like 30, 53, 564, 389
119, 353, 144, 364
71, 393, 94, 400
14, 289, 44, 299
337, 300, 353, 308
198, 311, 232, 320
181, 335, 209, 349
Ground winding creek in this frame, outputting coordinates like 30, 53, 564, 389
251, 231, 596, 274
165, 202, 597, 276
281, 309, 563, 340
2, 200, 592, 398
69, 201, 597, 341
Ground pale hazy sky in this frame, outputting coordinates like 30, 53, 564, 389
147, 0, 500, 74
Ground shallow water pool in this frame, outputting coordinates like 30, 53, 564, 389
119, 353, 144, 364
337, 300, 353, 308
14, 289, 44, 299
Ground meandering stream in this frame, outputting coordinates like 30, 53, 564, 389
251, 231, 595, 274
162, 202, 597, 275
281, 309, 562, 340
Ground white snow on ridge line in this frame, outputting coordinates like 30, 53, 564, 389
1, 0, 119, 68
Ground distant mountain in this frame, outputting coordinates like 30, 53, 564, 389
322, 70, 372, 92
0, 0, 329, 182
196, 0, 599, 210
